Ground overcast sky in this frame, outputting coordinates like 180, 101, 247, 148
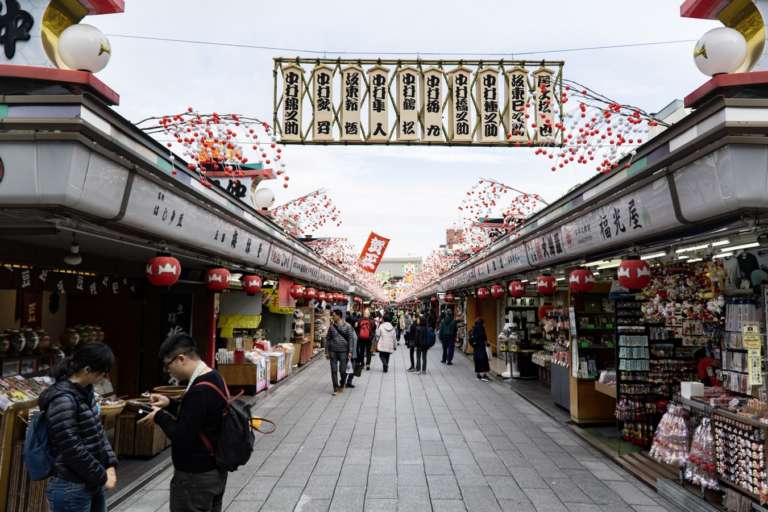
93, 1, 718, 258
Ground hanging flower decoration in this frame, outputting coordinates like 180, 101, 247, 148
270, 188, 342, 237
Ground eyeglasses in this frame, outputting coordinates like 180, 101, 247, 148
163, 354, 183, 373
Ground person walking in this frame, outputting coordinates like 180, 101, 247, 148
470, 318, 491, 381
397, 312, 405, 344
405, 315, 418, 371
141, 333, 228, 512
39, 343, 118, 512
407, 316, 427, 373
376, 313, 397, 373
325, 309, 357, 394
439, 309, 458, 365
356, 310, 375, 371
416, 317, 436, 374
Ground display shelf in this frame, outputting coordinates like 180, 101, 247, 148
595, 381, 617, 399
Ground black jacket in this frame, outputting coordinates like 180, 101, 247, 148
154, 370, 226, 473
38, 379, 117, 489
408, 325, 428, 349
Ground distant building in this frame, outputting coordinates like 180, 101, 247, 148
376, 257, 422, 287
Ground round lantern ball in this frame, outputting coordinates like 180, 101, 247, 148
444, 293, 454, 303
569, 269, 595, 294
253, 187, 276, 210
318, 291, 328, 302
490, 284, 506, 299
289, 284, 306, 300
242, 275, 262, 296
537, 275, 557, 296
146, 256, 181, 287
207, 268, 231, 292
58, 24, 112, 73
694, 27, 747, 76
477, 287, 490, 300
305, 287, 318, 300
618, 258, 652, 290
508, 280, 525, 298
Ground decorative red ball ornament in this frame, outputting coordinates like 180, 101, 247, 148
305, 287, 317, 300
569, 269, 595, 294
537, 275, 557, 296
618, 257, 651, 290
207, 268, 230, 292
317, 291, 328, 302
477, 287, 491, 300
242, 275, 262, 296
508, 280, 525, 298
146, 256, 181, 287
430, 296, 438, 303
444, 293, 454, 303
289, 284, 306, 300
490, 284, 506, 299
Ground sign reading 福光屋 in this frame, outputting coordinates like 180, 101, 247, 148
358, 232, 390, 273
273, 58, 564, 147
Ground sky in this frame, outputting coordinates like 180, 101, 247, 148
92, 0, 719, 259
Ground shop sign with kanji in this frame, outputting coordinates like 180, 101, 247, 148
359, 232, 390, 273
274, 58, 564, 147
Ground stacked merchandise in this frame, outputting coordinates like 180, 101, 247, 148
571, 295, 616, 380
713, 409, 768, 502
542, 308, 569, 371
0, 375, 52, 411
685, 417, 719, 490
649, 403, 690, 466
720, 298, 761, 395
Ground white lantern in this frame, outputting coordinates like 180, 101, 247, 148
253, 187, 275, 210
58, 24, 111, 73
694, 27, 747, 76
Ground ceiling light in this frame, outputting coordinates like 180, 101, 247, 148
713, 252, 733, 259
676, 244, 709, 254
597, 261, 621, 270
584, 260, 609, 267
556, 277, 566, 282
721, 242, 760, 252
64, 234, 82, 266
520, 279, 529, 283
687, 258, 703, 263
711, 239, 730, 247
678, 255, 689, 260
641, 252, 666, 260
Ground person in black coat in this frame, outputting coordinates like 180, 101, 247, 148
38, 343, 117, 512
406, 316, 426, 372
470, 318, 491, 381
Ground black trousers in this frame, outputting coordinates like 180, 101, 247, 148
379, 352, 391, 371
358, 339, 372, 367
409, 346, 416, 368
170, 469, 227, 512
416, 348, 428, 371
441, 340, 455, 363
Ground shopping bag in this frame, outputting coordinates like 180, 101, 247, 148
486, 346, 493, 361
345, 361, 354, 374
354, 362, 364, 377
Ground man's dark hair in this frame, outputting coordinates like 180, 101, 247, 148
331, 309, 344, 319
159, 333, 200, 362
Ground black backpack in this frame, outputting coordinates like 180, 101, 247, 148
195, 380, 255, 472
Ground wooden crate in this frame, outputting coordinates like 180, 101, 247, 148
218, 364, 258, 387
115, 410, 168, 458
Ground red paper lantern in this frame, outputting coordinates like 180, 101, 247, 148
569, 268, 595, 294
537, 275, 557, 296
490, 284, 506, 299
242, 275, 262, 296
305, 287, 317, 300
318, 291, 328, 301
538, 303, 554, 321
508, 280, 525, 298
444, 293, 454, 303
430, 296, 438, 303
477, 287, 490, 300
618, 257, 651, 290
290, 284, 306, 300
207, 268, 230, 292
146, 256, 181, 287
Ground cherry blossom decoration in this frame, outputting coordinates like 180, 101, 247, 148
270, 188, 342, 237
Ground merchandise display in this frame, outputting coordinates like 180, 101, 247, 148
713, 411, 768, 502
686, 417, 719, 491
649, 404, 690, 466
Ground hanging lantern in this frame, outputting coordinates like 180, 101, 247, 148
444, 293, 454, 303
477, 287, 490, 300
317, 291, 328, 302
290, 284, 306, 300
618, 257, 651, 290
537, 275, 557, 296
207, 268, 230, 292
569, 269, 595, 294
242, 275, 262, 296
146, 256, 181, 287
305, 287, 318, 300
508, 280, 525, 298
490, 284, 506, 299
430, 295, 438, 303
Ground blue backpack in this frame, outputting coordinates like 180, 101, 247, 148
426, 328, 437, 348
23, 411, 55, 481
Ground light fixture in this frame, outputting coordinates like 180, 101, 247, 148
676, 244, 709, 254
711, 239, 730, 247
520, 279, 529, 283
713, 252, 733, 259
721, 242, 760, 252
678, 255, 690, 260
641, 251, 666, 260
253, 187, 276, 211
556, 277, 566, 282
584, 260, 610, 267
58, 24, 112, 73
597, 260, 622, 270
687, 258, 704, 263
64, 234, 82, 266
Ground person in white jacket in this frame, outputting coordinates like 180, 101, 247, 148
376, 313, 398, 373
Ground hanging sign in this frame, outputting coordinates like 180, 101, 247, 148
358, 232, 390, 273
743, 322, 763, 386
274, 58, 564, 146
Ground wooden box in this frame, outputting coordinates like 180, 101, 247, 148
218, 364, 258, 387
115, 410, 168, 458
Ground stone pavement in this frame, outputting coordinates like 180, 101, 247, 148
113, 345, 681, 512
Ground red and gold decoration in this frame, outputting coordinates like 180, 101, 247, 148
271, 188, 342, 237
537, 275, 557, 296
490, 284, 506, 299
569, 268, 595, 294
304, 287, 317, 300
289, 284, 306, 300
242, 275, 262, 296
358, 232, 390, 273
145, 256, 181, 287
206, 268, 231, 292
618, 257, 651, 290
317, 290, 328, 302
476, 287, 490, 300
508, 280, 526, 298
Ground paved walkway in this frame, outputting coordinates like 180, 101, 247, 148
113, 346, 681, 512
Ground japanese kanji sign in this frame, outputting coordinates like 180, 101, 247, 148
358, 232, 390, 273
273, 58, 564, 147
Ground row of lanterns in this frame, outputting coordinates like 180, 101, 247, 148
448, 257, 652, 300
289, 285, 358, 304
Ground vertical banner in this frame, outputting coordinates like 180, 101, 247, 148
448, 67, 473, 142
397, 67, 419, 141
367, 65, 389, 142
341, 65, 364, 141
476, 68, 500, 142
358, 232, 391, 273
281, 64, 305, 141
422, 67, 444, 142
743, 322, 763, 386
21, 290, 43, 329
505, 67, 529, 142
312, 65, 334, 141
533, 67, 556, 144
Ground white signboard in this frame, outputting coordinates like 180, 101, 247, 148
449, 67, 473, 142
506, 68, 529, 142
476, 68, 500, 142
423, 68, 444, 142
533, 68, 556, 144
266, 245, 293, 273
341, 66, 364, 141
368, 66, 389, 142
397, 67, 420, 141
312, 65, 334, 141
281, 64, 304, 142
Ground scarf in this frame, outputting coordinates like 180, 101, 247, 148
185, 360, 212, 392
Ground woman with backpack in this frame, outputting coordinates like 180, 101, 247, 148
470, 318, 491, 381
356, 310, 374, 371
375, 313, 397, 373
38, 343, 117, 512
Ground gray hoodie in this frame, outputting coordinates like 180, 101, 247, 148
326, 320, 357, 354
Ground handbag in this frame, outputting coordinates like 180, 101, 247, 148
353, 362, 363, 377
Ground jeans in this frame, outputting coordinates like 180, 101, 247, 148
379, 352, 391, 371
329, 351, 348, 390
46, 477, 105, 512
441, 340, 455, 363
416, 348, 428, 371
170, 469, 227, 512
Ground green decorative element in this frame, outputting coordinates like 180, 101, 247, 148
0, 105, 8, 118
155, 157, 173, 174
626, 157, 647, 177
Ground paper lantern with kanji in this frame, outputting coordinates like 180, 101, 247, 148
477, 287, 490, 300
242, 275, 262, 296
305, 287, 318, 300
618, 258, 651, 290
146, 256, 181, 287
569, 269, 595, 294
490, 284, 506, 299
444, 293, 454, 303
317, 291, 328, 302
207, 268, 230, 292
508, 280, 525, 298
290, 284, 306, 300
537, 275, 557, 296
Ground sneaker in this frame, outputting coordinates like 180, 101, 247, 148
366, 366, 370, 371
447, 361, 453, 365
332, 390, 338, 396
346, 383, 356, 389
383, 367, 388, 373
421, 370, 427, 375
481, 377, 490, 382
441, 360, 446, 364
407, 368, 416, 372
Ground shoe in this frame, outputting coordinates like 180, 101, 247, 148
407, 368, 416, 372
366, 366, 370, 371
441, 360, 446, 364
332, 390, 338, 396
421, 370, 426, 375
383, 367, 388, 373
346, 383, 356, 389
338, 387, 344, 393
447, 362, 453, 366
481, 377, 490, 382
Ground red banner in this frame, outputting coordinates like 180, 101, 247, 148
358, 232, 390, 273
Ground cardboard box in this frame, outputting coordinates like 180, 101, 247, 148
269, 352, 286, 382
681, 381, 704, 399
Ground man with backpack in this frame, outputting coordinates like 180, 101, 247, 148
356, 310, 375, 371
439, 309, 458, 365
326, 309, 357, 395
141, 333, 245, 512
